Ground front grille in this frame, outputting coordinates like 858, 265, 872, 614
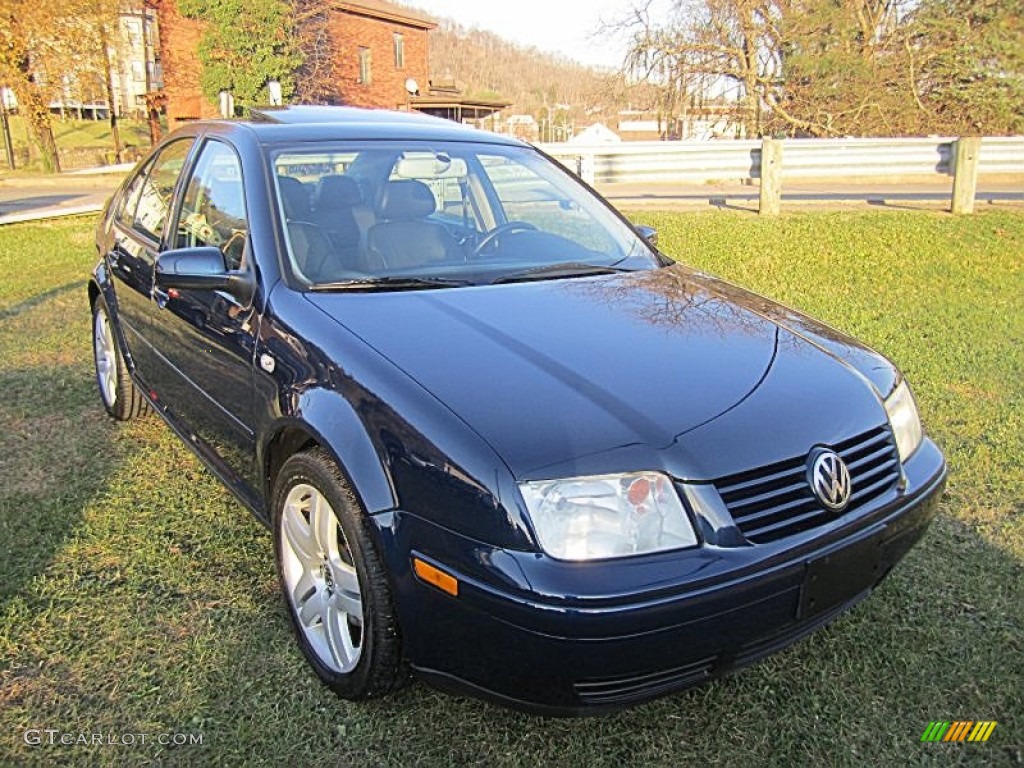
713, 425, 900, 544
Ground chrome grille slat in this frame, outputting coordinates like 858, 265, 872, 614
716, 460, 805, 497
741, 508, 830, 540
727, 480, 810, 512
733, 493, 816, 525
713, 425, 901, 544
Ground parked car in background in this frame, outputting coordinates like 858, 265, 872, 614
89, 106, 946, 714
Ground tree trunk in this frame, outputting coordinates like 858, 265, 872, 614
99, 24, 123, 164
140, 5, 161, 145
18, 81, 60, 172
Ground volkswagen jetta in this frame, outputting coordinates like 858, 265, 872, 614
89, 106, 946, 714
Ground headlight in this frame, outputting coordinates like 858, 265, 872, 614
884, 379, 923, 462
518, 472, 698, 561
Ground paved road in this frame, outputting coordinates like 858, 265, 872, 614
599, 179, 1024, 211
0, 174, 120, 224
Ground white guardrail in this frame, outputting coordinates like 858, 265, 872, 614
538, 137, 1024, 185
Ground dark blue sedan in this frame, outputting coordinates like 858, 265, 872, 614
89, 106, 946, 714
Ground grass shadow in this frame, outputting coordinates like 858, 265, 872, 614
0, 363, 123, 606
0, 281, 86, 319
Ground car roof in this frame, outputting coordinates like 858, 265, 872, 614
194, 105, 527, 147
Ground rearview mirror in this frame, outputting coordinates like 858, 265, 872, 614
155, 247, 255, 304
393, 152, 469, 179
636, 225, 658, 247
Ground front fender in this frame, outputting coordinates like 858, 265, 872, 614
255, 286, 536, 551
260, 388, 397, 516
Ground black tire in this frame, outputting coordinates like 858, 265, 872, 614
92, 296, 148, 421
272, 447, 407, 699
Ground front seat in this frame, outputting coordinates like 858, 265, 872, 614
311, 175, 363, 257
278, 176, 311, 221
367, 180, 459, 271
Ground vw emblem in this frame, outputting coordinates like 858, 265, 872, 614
808, 449, 852, 512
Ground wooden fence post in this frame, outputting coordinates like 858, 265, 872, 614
759, 139, 782, 216
951, 137, 981, 215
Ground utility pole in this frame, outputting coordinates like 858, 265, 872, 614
0, 88, 15, 170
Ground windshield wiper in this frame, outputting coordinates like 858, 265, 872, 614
308, 276, 472, 292
491, 262, 628, 285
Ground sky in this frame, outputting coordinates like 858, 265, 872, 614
408, 0, 637, 70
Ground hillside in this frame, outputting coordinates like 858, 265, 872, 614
421, 16, 654, 132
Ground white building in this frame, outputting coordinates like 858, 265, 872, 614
42, 4, 163, 119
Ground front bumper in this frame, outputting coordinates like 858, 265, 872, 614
373, 438, 946, 715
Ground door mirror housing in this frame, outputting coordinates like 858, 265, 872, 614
635, 225, 658, 247
155, 247, 255, 304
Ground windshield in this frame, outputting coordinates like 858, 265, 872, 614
270, 141, 660, 289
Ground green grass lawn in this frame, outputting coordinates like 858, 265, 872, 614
0, 211, 1021, 767
2, 116, 154, 173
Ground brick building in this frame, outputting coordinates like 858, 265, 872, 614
326, 1, 434, 110
155, 0, 507, 127
154, 0, 220, 124
156, 0, 438, 125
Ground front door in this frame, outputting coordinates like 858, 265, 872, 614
148, 138, 261, 498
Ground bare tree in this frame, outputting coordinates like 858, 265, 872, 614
618, 0, 784, 137
615, 0, 1021, 137
292, 0, 338, 104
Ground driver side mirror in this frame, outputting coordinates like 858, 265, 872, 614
635, 225, 659, 247
155, 246, 255, 305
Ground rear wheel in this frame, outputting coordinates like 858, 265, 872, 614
92, 297, 148, 421
272, 447, 406, 699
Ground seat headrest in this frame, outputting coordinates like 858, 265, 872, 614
380, 180, 436, 220
278, 176, 310, 219
315, 174, 363, 211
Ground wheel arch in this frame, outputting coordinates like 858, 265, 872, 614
261, 400, 398, 521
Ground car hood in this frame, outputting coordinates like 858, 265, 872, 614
306, 265, 892, 480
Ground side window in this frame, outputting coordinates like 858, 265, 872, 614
114, 158, 152, 228
132, 139, 193, 241
393, 33, 404, 69
174, 140, 249, 271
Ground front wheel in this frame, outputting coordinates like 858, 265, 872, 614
272, 447, 406, 699
92, 297, 148, 421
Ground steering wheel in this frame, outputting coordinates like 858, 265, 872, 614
472, 221, 537, 256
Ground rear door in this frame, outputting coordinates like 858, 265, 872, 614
105, 138, 195, 387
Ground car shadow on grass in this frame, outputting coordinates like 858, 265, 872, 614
0, 281, 86, 320
0, 363, 125, 607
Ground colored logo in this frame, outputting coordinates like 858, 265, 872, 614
921, 721, 997, 742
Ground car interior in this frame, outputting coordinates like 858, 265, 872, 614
272, 145, 642, 287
